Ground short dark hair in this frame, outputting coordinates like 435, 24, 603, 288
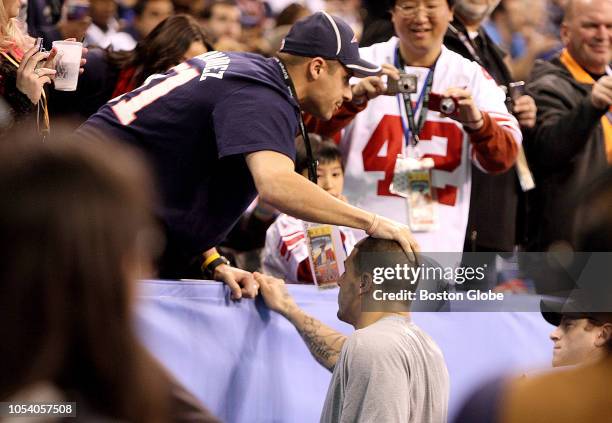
388, 0, 455, 9
295, 134, 343, 175
275, 3, 310, 27
354, 237, 419, 295
133, 0, 171, 17
199, 0, 238, 20
109, 14, 211, 87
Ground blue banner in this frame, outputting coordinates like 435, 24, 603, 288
136, 280, 554, 422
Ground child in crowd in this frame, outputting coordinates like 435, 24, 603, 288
262, 135, 355, 284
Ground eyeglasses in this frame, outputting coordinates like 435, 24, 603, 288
394, 2, 444, 17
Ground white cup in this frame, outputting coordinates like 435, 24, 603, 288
52, 40, 82, 91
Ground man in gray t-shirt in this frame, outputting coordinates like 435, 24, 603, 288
256, 237, 449, 423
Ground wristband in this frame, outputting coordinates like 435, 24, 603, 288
366, 213, 380, 236
202, 255, 230, 279
463, 116, 484, 132
202, 252, 221, 269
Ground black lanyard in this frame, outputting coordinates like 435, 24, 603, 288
448, 23, 485, 67
395, 46, 435, 146
274, 57, 318, 184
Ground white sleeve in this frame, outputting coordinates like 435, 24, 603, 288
261, 214, 311, 282
261, 218, 289, 279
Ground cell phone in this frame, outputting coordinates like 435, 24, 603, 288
35, 37, 44, 52
429, 92, 459, 116
387, 73, 418, 95
508, 81, 525, 102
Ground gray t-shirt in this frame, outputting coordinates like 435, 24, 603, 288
319, 316, 449, 423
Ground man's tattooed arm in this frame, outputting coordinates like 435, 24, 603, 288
283, 304, 347, 372
254, 273, 347, 372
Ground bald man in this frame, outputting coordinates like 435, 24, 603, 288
525, 0, 612, 251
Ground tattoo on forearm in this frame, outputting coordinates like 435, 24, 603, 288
294, 314, 344, 371
282, 286, 291, 300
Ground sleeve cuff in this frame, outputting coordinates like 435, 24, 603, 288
466, 113, 493, 143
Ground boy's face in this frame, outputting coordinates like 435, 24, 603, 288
136, 0, 174, 38
549, 317, 601, 367
301, 159, 344, 198
90, 0, 117, 27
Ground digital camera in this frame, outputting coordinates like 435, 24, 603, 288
502, 81, 525, 111
387, 73, 418, 95
429, 93, 459, 116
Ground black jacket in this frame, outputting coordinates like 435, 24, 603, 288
50, 47, 121, 128
26, 0, 64, 50
444, 20, 520, 252
525, 56, 609, 250
0, 53, 38, 137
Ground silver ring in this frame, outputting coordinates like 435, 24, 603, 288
34, 68, 42, 77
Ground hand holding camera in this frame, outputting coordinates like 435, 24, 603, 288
438, 87, 484, 130
383, 69, 461, 118
428, 93, 460, 116
502, 81, 536, 129
351, 63, 401, 105
384, 69, 479, 128
512, 95, 537, 129
386, 72, 418, 96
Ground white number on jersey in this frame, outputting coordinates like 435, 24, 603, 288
111, 62, 200, 125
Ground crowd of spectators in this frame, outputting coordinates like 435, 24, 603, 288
11, 0, 593, 267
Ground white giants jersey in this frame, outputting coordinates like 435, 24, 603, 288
341, 38, 521, 252
262, 214, 356, 284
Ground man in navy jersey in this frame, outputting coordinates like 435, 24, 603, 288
79, 12, 420, 300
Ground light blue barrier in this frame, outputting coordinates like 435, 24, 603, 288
136, 280, 554, 422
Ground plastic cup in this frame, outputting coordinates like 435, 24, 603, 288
52, 40, 82, 91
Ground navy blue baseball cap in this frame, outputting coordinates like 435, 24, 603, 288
279, 11, 382, 77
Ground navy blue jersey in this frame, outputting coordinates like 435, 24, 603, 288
79, 51, 300, 253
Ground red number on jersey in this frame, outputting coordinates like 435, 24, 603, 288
361, 115, 403, 197
362, 115, 464, 206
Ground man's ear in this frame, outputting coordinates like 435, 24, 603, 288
560, 23, 570, 46
308, 57, 326, 81
390, 8, 398, 27
359, 272, 373, 296
594, 323, 612, 348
